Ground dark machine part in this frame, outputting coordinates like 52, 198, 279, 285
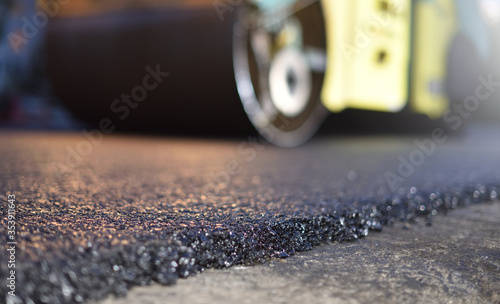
46, 5, 255, 136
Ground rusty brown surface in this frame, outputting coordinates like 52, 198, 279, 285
39, 0, 215, 17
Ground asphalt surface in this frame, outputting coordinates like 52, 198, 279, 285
98, 203, 500, 304
1, 126, 500, 303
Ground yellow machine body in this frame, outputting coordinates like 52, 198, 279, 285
320, 0, 458, 117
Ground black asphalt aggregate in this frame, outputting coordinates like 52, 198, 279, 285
98, 203, 500, 304
1, 127, 499, 303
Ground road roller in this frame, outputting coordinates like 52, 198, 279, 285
28, 0, 493, 145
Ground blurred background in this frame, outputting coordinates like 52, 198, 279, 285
2, 3, 500, 303
0, 0, 499, 139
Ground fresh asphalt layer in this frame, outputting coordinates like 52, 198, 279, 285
0, 127, 499, 303
98, 203, 500, 304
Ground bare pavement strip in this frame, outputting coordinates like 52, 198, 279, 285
96, 202, 500, 304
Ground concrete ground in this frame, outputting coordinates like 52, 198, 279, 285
98, 203, 500, 304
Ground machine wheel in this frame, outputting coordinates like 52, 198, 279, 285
233, 0, 329, 147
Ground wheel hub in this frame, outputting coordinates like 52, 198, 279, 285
269, 46, 312, 118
